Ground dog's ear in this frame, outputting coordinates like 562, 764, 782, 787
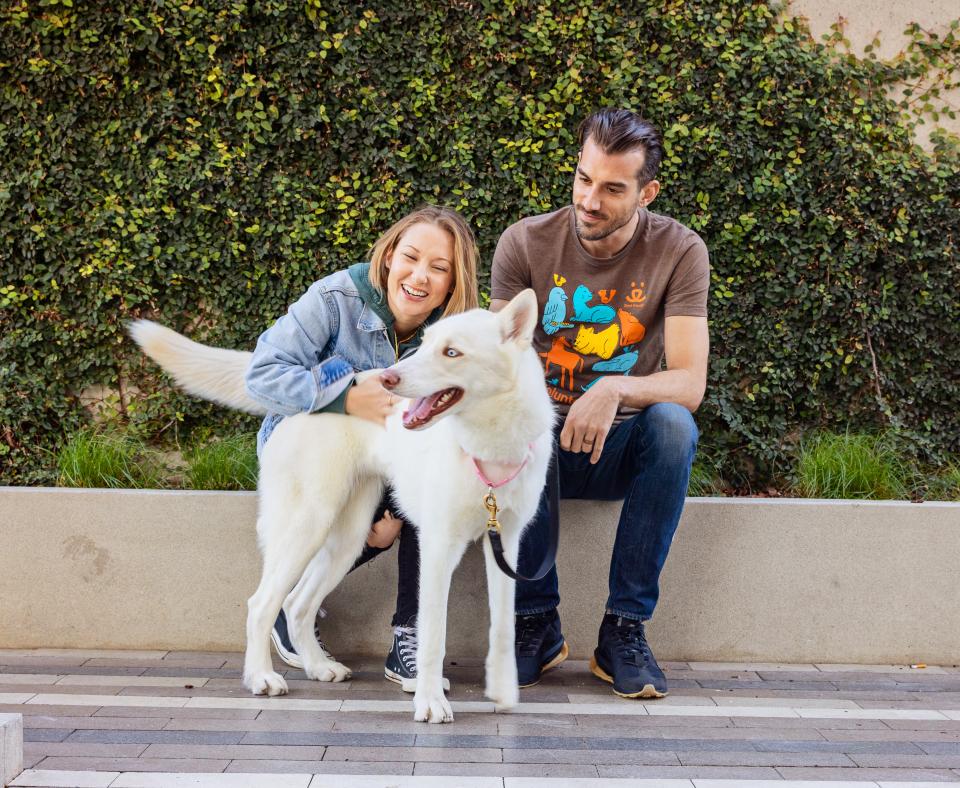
498, 289, 538, 348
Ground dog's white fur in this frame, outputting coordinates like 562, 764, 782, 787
130, 291, 553, 722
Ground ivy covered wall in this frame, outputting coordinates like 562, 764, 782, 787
1, 1, 958, 485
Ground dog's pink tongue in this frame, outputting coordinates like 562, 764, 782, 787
402, 395, 436, 427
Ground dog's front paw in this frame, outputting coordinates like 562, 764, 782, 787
304, 658, 352, 683
413, 688, 454, 723
244, 670, 288, 697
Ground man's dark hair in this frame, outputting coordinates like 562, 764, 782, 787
577, 108, 663, 185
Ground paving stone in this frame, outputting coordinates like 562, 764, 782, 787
26, 693, 188, 709
23, 715, 169, 731
66, 729, 245, 745
323, 745, 501, 763
502, 747, 679, 765
676, 750, 856, 767
823, 729, 960, 743
236, 760, 415, 775
0, 675, 62, 686
599, 725, 827, 742
0, 657, 88, 670
884, 719, 960, 731
777, 766, 960, 780
414, 761, 599, 777
95, 706, 259, 720
57, 675, 209, 688
572, 714, 730, 730
732, 716, 889, 730
0, 705, 96, 718
240, 731, 416, 747
919, 742, 960, 754
114, 772, 312, 786
597, 764, 781, 779
696, 679, 839, 692
10, 769, 120, 787
752, 738, 923, 754
22, 742, 148, 758
162, 717, 336, 733
851, 753, 960, 767
2, 666, 148, 677
142, 743, 327, 760
31, 755, 230, 773
222, 758, 327, 773
1, 684, 124, 696
142, 668, 243, 679
23, 729, 72, 743
84, 657, 227, 669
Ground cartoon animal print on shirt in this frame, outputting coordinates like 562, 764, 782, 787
539, 336, 583, 390
573, 324, 619, 360
617, 309, 646, 345
592, 346, 639, 374
570, 285, 615, 324
542, 274, 574, 335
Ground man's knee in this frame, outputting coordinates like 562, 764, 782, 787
635, 402, 698, 466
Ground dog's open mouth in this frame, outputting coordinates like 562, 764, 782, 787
401, 387, 464, 429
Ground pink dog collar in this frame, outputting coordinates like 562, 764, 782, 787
471, 444, 534, 489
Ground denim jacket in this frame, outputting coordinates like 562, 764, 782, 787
246, 266, 402, 453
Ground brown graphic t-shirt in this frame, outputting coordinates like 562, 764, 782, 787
491, 205, 709, 418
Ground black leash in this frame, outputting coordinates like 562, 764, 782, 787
485, 447, 560, 582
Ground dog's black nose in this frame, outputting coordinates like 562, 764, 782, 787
380, 369, 400, 389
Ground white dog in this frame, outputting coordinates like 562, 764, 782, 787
130, 290, 554, 722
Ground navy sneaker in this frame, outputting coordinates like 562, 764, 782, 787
270, 608, 329, 669
384, 615, 418, 687
383, 616, 449, 693
590, 613, 667, 699
515, 609, 568, 687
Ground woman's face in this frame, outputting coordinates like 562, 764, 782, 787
385, 222, 455, 333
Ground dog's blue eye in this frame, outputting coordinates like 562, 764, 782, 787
444, 347, 461, 358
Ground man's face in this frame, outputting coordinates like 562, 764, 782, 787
572, 138, 646, 242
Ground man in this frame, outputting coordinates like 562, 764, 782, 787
490, 107, 710, 699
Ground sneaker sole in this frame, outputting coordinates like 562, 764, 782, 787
270, 629, 303, 670
518, 641, 569, 688
384, 668, 449, 693
589, 655, 667, 699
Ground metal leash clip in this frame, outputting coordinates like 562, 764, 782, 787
483, 488, 501, 534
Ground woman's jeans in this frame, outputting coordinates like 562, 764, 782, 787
515, 402, 698, 622
351, 487, 420, 628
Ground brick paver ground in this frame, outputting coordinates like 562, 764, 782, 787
2, 648, 960, 786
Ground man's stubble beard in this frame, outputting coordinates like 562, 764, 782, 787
573, 204, 636, 242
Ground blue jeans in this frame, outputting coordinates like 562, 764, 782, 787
515, 403, 698, 622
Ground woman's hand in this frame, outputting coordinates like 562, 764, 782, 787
345, 376, 399, 424
366, 509, 403, 548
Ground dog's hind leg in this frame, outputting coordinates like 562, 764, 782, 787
412, 534, 467, 723
243, 504, 342, 697
481, 522, 520, 710
285, 477, 382, 683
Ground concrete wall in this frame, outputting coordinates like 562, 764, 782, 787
790, 0, 960, 144
2, 488, 958, 665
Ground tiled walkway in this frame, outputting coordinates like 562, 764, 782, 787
2, 648, 960, 786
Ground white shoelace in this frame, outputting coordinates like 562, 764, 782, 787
394, 625, 418, 671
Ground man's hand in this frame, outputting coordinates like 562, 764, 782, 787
366, 509, 403, 548
559, 377, 621, 464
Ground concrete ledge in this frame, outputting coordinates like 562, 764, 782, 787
1, 487, 958, 663
0, 714, 23, 788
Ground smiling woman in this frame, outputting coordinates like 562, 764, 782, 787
241, 203, 479, 689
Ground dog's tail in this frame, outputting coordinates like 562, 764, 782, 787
128, 320, 267, 415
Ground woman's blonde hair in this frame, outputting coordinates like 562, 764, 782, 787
368, 205, 479, 317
